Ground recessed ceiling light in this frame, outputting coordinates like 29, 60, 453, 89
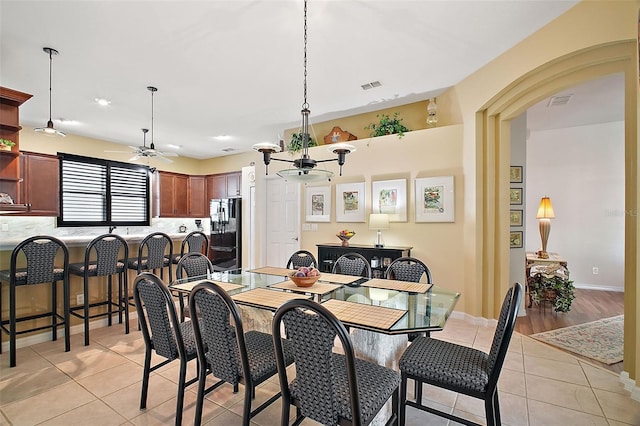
221, 147, 236, 152
213, 135, 232, 140
94, 98, 111, 106
166, 144, 181, 149
58, 118, 79, 125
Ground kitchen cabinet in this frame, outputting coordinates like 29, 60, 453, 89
20, 151, 59, 216
206, 172, 241, 200
188, 175, 207, 217
159, 172, 189, 217
0, 86, 32, 213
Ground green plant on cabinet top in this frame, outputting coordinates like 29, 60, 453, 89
288, 132, 317, 153
0, 138, 16, 148
365, 112, 410, 138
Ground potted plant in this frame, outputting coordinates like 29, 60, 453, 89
0, 138, 16, 151
365, 112, 410, 138
528, 264, 575, 312
287, 132, 317, 153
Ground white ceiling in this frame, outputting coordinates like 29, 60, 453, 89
1, 0, 585, 160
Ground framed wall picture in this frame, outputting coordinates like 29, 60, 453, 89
305, 185, 331, 222
414, 176, 455, 222
371, 179, 407, 222
336, 182, 366, 222
510, 231, 523, 248
510, 166, 523, 183
509, 188, 523, 205
510, 209, 523, 227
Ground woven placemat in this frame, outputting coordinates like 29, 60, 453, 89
271, 280, 341, 296
317, 272, 362, 285
231, 288, 309, 310
322, 299, 407, 330
361, 278, 432, 294
249, 266, 292, 276
171, 279, 244, 294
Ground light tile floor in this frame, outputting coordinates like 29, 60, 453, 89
1, 316, 639, 425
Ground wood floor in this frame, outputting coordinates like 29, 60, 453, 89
515, 288, 625, 374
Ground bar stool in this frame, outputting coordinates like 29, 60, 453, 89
171, 231, 209, 265
69, 234, 129, 346
127, 232, 174, 282
0, 236, 70, 367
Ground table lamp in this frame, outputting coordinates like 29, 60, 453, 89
536, 196, 555, 259
369, 213, 389, 248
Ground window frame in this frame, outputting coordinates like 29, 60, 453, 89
57, 153, 151, 227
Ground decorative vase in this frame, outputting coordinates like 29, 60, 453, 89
336, 235, 353, 247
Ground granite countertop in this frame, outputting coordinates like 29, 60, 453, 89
0, 232, 190, 251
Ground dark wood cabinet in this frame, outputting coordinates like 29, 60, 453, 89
159, 172, 189, 217
20, 152, 59, 216
317, 243, 412, 278
188, 175, 207, 217
206, 172, 241, 200
0, 86, 32, 212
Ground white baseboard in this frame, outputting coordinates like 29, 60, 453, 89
620, 372, 640, 401
1, 311, 138, 353
573, 283, 624, 292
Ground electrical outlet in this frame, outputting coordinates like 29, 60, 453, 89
592, 267, 599, 275
76, 294, 84, 305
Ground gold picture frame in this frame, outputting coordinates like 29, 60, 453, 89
510, 188, 523, 205
510, 231, 523, 248
510, 209, 523, 227
510, 165, 523, 183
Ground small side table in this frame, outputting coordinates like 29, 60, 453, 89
525, 252, 568, 308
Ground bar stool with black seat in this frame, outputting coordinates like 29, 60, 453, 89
175, 252, 215, 321
189, 281, 295, 426
69, 233, 129, 346
286, 250, 317, 270
0, 235, 70, 367
128, 232, 174, 283
171, 231, 209, 266
273, 298, 401, 425
133, 272, 198, 426
398, 283, 522, 426
331, 252, 372, 278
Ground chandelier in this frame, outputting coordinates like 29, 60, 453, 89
252, 0, 355, 183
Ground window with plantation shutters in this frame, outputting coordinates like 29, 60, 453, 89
57, 153, 150, 227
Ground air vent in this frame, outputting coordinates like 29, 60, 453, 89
547, 94, 573, 107
221, 147, 235, 152
361, 81, 382, 90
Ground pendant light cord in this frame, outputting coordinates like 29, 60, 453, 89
48, 49, 53, 122
302, 0, 308, 111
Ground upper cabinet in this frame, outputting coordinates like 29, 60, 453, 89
20, 152, 60, 216
0, 86, 32, 212
206, 171, 241, 200
188, 175, 207, 217
158, 172, 189, 217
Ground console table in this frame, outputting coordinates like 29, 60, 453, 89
525, 252, 568, 308
317, 243, 412, 278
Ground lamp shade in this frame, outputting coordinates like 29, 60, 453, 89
369, 213, 390, 230
536, 197, 555, 219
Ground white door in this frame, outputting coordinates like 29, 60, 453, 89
265, 178, 300, 267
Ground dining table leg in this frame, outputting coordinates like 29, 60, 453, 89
350, 329, 408, 425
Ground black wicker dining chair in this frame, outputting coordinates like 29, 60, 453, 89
286, 250, 318, 269
189, 281, 295, 426
273, 298, 401, 426
69, 233, 130, 345
399, 282, 522, 426
175, 252, 215, 320
133, 272, 198, 426
127, 232, 174, 282
172, 231, 209, 265
0, 235, 70, 367
385, 256, 432, 283
331, 252, 372, 278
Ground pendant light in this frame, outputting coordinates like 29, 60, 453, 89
34, 47, 65, 137
252, 0, 355, 182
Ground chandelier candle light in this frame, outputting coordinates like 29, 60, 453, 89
252, 0, 355, 182
369, 213, 390, 248
536, 196, 555, 259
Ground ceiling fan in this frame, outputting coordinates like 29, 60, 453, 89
105, 86, 179, 163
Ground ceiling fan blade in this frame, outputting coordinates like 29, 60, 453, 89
155, 155, 173, 163
157, 151, 179, 157
104, 150, 134, 154
128, 155, 141, 162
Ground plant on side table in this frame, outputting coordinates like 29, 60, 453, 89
365, 112, 410, 138
528, 263, 575, 313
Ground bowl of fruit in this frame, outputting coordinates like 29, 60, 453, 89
336, 229, 356, 247
289, 266, 321, 288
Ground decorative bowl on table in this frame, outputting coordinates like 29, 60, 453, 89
336, 230, 356, 247
289, 267, 321, 287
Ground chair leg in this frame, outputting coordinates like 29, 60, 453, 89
123, 272, 130, 334
485, 391, 498, 426
63, 277, 70, 352
83, 277, 90, 346
140, 349, 152, 409
175, 360, 187, 426
399, 374, 408, 426
107, 275, 113, 327
243, 383, 252, 426
52, 280, 58, 341
194, 361, 208, 426
9, 281, 16, 367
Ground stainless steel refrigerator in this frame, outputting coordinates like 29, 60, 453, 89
209, 198, 241, 271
